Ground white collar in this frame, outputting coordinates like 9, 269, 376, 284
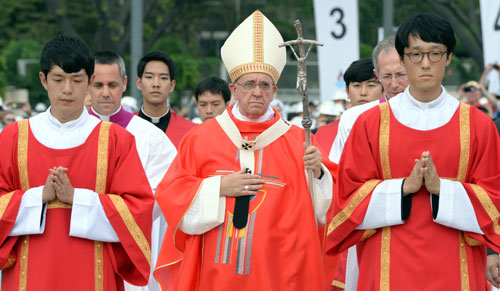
231, 101, 275, 122
90, 106, 121, 121
46, 106, 89, 130
404, 85, 448, 110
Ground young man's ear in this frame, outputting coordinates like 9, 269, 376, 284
39, 72, 48, 91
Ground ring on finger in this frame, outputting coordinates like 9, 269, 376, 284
244, 185, 249, 191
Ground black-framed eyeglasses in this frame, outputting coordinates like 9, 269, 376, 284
405, 51, 448, 63
235, 81, 273, 92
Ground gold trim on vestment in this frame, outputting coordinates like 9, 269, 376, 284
19, 235, 29, 291
94, 121, 111, 291
0, 191, 15, 219
228, 62, 280, 85
380, 227, 390, 291
332, 280, 346, 288
459, 232, 470, 291
457, 104, 470, 182
327, 179, 380, 236
470, 184, 500, 235
360, 229, 377, 241
378, 104, 391, 291
463, 234, 481, 246
109, 195, 151, 263
17, 120, 29, 291
17, 120, 29, 192
2, 254, 16, 270
94, 241, 103, 291
379, 102, 392, 179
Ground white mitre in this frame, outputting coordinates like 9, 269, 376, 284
221, 10, 286, 84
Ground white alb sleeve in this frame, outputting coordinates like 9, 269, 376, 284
433, 178, 483, 234
180, 176, 226, 235
357, 179, 404, 229
69, 188, 120, 242
312, 164, 333, 224
9, 186, 47, 236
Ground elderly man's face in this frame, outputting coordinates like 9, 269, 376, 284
230, 73, 277, 119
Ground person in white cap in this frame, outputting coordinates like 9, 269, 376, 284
153, 10, 335, 291
88, 50, 177, 291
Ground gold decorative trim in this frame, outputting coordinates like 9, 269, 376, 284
380, 227, 390, 291
96, 121, 111, 194
109, 195, 151, 263
94, 121, 110, 291
0, 191, 15, 219
332, 280, 346, 288
459, 232, 470, 291
17, 119, 29, 192
253, 11, 263, 64
228, 62, 280, 84
470, 184, 500, 234
1, 253, 16, 270
457, 104, 470, 182
47, 198, 72, 209
94, 241, 103, 291
463, 234, 481, 246
360, 229, 377, 241
328, 179, 380, 235
19, 235, 29, 291
379, 102, 392, 179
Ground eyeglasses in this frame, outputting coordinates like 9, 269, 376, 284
380, 73, 407, 83
236, 81, 273, 92
464, 86, 477, 93
405, 51, 448, 63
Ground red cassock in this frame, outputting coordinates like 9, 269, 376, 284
154, 108, 336, 291
315, 119, 339, 157
327, 103, 500, 291
165, 110, 196, 149
0, 120, 154, 291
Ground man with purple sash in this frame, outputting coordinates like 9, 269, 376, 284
89, 51, 176, 291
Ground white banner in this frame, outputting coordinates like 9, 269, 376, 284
480, 0, 500, 94
313, 0, 359, 101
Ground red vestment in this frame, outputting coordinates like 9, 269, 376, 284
154, 108, 336, 291
165, 110, 196, 149
0, 120, 154, 291
315, 120, 339, 157
327, 103, 500, 290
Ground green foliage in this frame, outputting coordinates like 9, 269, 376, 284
0, 39, 46, 106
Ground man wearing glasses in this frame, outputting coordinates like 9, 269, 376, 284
328, 13, 500, 290
153, 10, 336, 290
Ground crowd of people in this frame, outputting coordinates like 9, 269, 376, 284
1, 10, 500, 291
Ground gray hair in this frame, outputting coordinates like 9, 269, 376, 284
94, 51, 127, 81
372, 35, 396, 72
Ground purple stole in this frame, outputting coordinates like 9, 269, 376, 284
89, 107, 134, 129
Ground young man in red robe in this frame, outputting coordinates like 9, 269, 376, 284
0, 35, 154, 291
135, 51, 195, 149
327, 13, 500, 290
153, 10, 336, 291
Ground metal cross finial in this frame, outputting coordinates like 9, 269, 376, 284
280, 20, 323, 224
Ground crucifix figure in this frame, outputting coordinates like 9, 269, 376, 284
280, 19, 323, 213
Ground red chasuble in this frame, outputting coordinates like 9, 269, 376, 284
0, 120, 154, 291
154, 107, 336, 291
327, 102, 500, 290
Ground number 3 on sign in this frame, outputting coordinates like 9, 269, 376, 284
330, 7, 346, 39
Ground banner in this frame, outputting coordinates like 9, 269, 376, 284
313, 0, 359, 101
480, 0, 500, 94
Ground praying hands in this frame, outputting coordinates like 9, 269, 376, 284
402, 151, 441, 196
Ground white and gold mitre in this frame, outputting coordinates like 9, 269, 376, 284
221, 10, 286, 84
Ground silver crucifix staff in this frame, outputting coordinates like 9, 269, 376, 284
280, 19, 323, 221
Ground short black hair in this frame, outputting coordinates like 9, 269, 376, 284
395, 13, 456, 58
40, 35, 94, 80
137, 51, 175, 80
94, 51, 127, 80
194, 77, 231, 103
343, 58, 377, 87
